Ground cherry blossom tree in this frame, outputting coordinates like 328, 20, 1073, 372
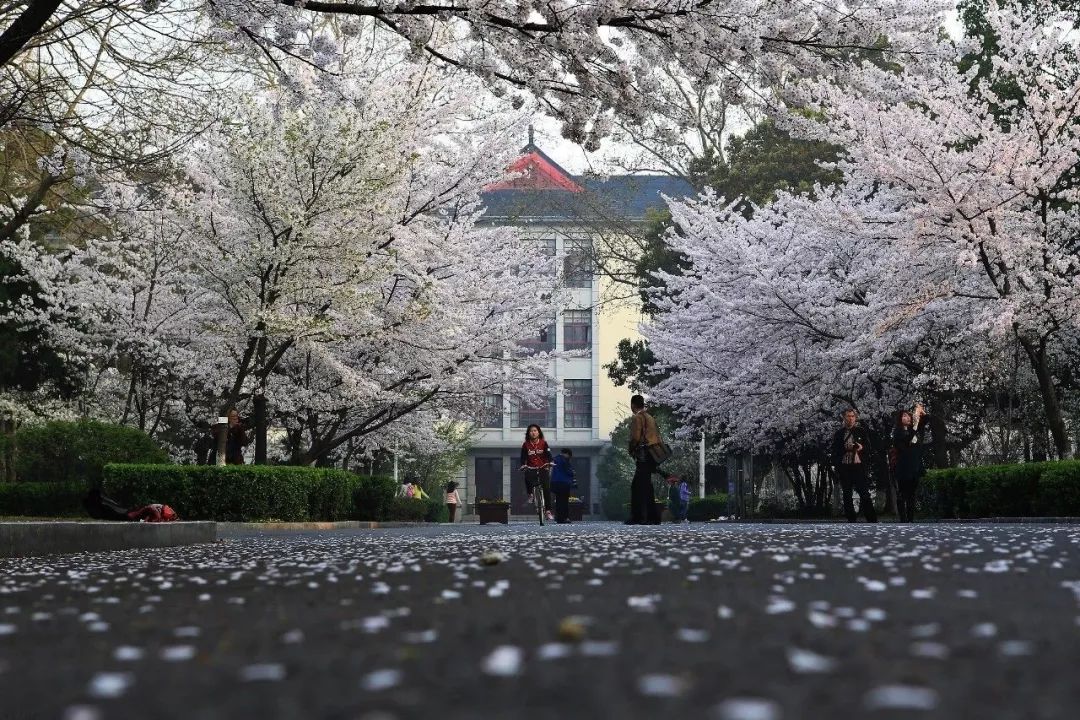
647, 3, 1080, 468
3, 1, 947, 145
4, 55, 560, 464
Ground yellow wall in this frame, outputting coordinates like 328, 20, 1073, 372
597, 280, 644, 439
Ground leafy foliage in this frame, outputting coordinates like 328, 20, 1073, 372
15, 421, 168, 486
0, 481, 86, 517
919, 461, 1080, 518
687, 494, 729, 522
102, 464, 398, 522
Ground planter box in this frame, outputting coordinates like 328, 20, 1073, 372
477, 503, 510, 525
568, 503, 584, 521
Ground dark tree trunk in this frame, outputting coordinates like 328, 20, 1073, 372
0, 414, 15, 483
253, 392, 268, 465
1020, 338, 1071, 459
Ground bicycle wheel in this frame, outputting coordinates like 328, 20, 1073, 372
533, 482, 545, 525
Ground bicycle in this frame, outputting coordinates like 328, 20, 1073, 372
521, 464, 553, 526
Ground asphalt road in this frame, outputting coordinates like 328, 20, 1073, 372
2, 522, 1079, 720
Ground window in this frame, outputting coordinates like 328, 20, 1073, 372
564, 238, 592, 288
539, 238, 556, 275
510, 394, 557, 428
563, 310, 591, 352
517, 317, 556, 355
478, 394, 503, 428
564, 380, 592, 428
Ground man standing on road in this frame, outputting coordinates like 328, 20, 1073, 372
627, 394, 662, 525
831, 408, 878, 523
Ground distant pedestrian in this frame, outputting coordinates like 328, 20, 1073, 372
667, 475, 690, 523
519, 424, 554, 521
892, 403, 928, 523
830, 408, 878, 523
550, 448, 576, 523
225, 408, 249, 465
627, 394, 662, 525
445, 481, 461, 523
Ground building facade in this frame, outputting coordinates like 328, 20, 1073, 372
459, 140, 691, 518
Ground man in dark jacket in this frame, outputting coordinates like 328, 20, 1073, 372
830, 408, 878, 523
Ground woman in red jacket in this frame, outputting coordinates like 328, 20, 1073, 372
519, 424, 554, 521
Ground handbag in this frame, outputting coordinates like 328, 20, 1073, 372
647, 442, 673, 465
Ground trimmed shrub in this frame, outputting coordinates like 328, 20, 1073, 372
921, 460, 1080, 518
385, 497, 429, 522
16, 421, 168, 486
352, 474, 398, 521
102, 464, 407, 522
687, 494, 729, 521
966, 462, 1044, 518
423, 496, 450, 523
309, 470, 364, 521
919, 468, 966, 519
1034, 461, 1080, 516
0, 481, 86, 517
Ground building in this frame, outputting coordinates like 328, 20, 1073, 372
459, 137, 692, 518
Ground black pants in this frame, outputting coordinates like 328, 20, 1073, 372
447, 504, 457, 523
630, 459, 661, 524
523, 467, 553, 513
552, 487, 571, 522
838, 464, 877, 523
895, 456, 922, 523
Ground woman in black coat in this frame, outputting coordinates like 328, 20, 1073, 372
892, 404, 928, 523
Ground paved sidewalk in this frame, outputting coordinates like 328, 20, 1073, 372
2, 522, 1079, 719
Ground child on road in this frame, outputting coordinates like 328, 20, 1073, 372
667, 475, 690, 523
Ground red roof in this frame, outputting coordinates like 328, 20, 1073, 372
485, 148, 584, 193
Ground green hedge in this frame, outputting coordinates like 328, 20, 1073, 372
0, 481, 86, 517
16, 421, 168, 486
425, 496, 449, 523
920, 460, 1080, 518
688, 494, 729, 521
102, 464, 382, 522
351, 473, 399, 521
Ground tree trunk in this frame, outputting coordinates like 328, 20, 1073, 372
928, 410, 949, 468
1020, 338, 1071, 459
0, 414, 16, 483
253, 392, 268, 465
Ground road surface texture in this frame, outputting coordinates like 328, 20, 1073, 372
2, 522, 1079, 720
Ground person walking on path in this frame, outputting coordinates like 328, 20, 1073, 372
519, 424, 554, 521
830, 408, 878, 523
445, 481, 462, 523
627, 394, 662, 525
892, 403, 928, 523
550, 448, 576, 523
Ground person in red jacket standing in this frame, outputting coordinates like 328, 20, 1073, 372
519, 424, 554, 521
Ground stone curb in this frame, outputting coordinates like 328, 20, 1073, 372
0, 521, 217, 559
709, 517, 1080, 525
216, 521, 430, 533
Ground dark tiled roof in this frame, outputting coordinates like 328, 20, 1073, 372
481, 175, 694, 224
479, 143, 695, 224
